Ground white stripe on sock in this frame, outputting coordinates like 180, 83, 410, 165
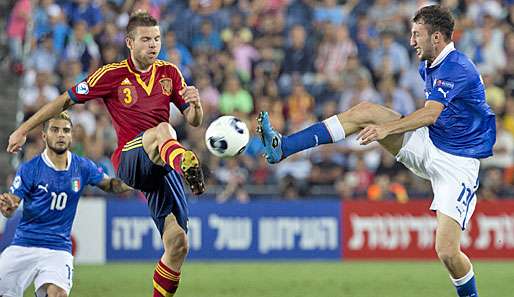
451, 267, 474, 287
322, 115, 345, 142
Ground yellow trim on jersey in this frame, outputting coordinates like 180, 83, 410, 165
89, 63, 127, 86
124, 136, 143, 147
122, 143, 143, 152
122, 137, 143, 152
153, 280, 175, 297
126, 62, 156, 96
87, 61, 127, 87
155, 60, 187, 90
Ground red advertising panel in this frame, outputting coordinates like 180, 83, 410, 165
342, 200, 514, 259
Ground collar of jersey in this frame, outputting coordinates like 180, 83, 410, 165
42, 149, 72, 171
427, 42, 455, 69
126, 56, 157, 96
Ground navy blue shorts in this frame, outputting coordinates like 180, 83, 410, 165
116, 134, 188, 235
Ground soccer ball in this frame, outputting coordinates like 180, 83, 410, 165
205, 116, 250, 158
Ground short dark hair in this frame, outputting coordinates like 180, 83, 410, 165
412, 5, 454, 41
43, 111, 73, 131
126, 11, 158, 39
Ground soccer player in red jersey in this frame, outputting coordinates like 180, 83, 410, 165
8, 12, 204, 297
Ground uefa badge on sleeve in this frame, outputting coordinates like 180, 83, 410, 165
76, 82, 89, 95
71, 178, 81, 193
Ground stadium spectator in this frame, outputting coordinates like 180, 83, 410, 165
367, 174, 409, 203
279, 25, 315, 94
64, 20, 101, 73
219, 76, 254, 115
481, 119, 514, 170
192, 19, 222, 53
25, 34, 58, 74
6, 0, 32, 64
19, 71, 59, 113
315, 24, 357, 82
62, 0, 103, 34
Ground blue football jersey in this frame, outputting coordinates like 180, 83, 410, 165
419, 43, 496, 158
9, 151, 104, 252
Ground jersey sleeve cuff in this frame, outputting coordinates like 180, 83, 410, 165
12, 191, 25, 201
426, 96, 448, 106
67, 89, 81, 104
179, 102, 190, 112
91, 174, 104, 186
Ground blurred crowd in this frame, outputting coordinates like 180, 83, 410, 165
3, 0, 514, 202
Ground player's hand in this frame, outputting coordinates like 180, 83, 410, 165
179, 86, 201, 108
0, 193, 20, 218
7, 129, 27, 154
357, 124, 389, 145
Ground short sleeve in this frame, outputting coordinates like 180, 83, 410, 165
427, 62, 468, 106
10, 164, 31, 201
83, 159, 105, 186
169, 64, 190, 112
67, 65, 115, 104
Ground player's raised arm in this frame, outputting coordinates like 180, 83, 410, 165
180, 86, 203, 127
0, 193, 21, 218
96, 176, 133, 194
7, 92, 74, 153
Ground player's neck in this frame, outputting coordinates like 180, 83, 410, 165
45, 148, 69, 170
130, 54, 152, 72
428, 41, 453, 66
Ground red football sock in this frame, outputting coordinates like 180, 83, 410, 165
153, 260, 181, 297
159, 139, 185, 175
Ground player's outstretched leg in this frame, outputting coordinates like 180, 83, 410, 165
143, 122, 205, 195
436, 212, 479, 297
257, 102, 403, 163
153, 215, 188, 297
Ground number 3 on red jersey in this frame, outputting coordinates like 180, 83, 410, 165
118, 86, 138, 107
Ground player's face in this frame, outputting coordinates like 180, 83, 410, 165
410, 22, 434, 61
127, 26, 161, 67
43, 119, 72, 155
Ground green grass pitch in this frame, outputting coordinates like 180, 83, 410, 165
24, 261, 514, 297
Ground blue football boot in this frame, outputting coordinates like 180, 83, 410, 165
256, 111, 284, 164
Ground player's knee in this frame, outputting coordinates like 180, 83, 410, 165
355, 101, 376, 110
347, 101, 379, 124
435, 245, 459, 265
47, 285, 67, 297
156, 122, 177, 140
163, 229, 189, 259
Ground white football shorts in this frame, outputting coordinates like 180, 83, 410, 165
0, 245, 73, 297
396, 127, 480, 229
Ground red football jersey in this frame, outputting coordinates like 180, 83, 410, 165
68, 57, 189, 170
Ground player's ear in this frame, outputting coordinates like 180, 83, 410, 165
125, 36, 134, 50
432, 31, 441, 44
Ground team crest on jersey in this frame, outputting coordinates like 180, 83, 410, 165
71, 178, 81, 193
159, 78, 173, 96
